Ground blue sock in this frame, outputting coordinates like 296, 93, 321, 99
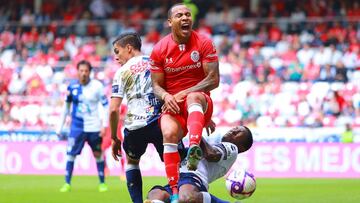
96, 159, 105, 183
65, 156, 75, 184
210, 194, 229, 203
126, 165, 143, 203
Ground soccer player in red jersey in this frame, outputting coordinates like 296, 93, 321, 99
150, 3, 219, 202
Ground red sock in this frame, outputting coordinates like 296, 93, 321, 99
187, 104, 204, 146
163, 145, 180, 194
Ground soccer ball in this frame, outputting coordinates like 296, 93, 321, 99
225, 169, 256, 200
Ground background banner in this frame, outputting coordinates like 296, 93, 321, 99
1, 142, 359, 178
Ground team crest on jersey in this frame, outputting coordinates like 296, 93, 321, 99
191, 51, 200, 62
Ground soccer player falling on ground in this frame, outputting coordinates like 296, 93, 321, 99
57, 60, 109, 192
109, 32, 165, 203
150, 3, 220, 203
144, 126, 253, 203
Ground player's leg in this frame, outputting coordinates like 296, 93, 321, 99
145, 185, 171, 203
178, 173, 229, 203
101, 127, 112, 177
200, 192, 230, 203
185, 92, 209, 170
60, 130, 85, 192
125, 156, 142, 203
87, 132, 107, 192
122, 127, 149, 203
161, 114, 185, 203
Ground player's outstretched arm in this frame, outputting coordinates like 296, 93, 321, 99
200, 137, 222, 162
109, 97, 123, 161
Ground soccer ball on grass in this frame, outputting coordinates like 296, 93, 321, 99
225, 169, 256, 200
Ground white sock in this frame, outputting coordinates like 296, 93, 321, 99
201, 192, 211, 203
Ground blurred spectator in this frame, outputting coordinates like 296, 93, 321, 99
89, 0, 113, 19
341, 123, 354, 143
2, 0, 360, 130
20, 8, 35, 26
183, 0, 199, 23
8, 73, 26, 95
319, 64, 336, 82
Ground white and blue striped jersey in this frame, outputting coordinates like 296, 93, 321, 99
180, 142, 238, 190
58, 79, 109, 133
111, 55, 161, 130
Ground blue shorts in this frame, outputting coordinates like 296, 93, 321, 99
123, 121, 164, 161
67, 131, 102, 155
149, 173, 208, 195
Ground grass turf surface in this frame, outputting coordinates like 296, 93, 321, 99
1, 175, 359, 203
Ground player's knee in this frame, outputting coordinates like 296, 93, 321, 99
126, 157, 140, 165
147, 189, 169, 201
186, 92, 204, 102
179, 192, 197, 203
161, 128, 178, 143
93, 151, 102, 159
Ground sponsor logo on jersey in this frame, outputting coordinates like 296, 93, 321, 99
130, 60, 149, 74
164, 62, 201, 73
191, 51, 200, 62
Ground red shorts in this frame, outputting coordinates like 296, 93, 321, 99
160, 92, 213, 137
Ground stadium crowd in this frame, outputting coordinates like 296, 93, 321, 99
1, 0, 360, 131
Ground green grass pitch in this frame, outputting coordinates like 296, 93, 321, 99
1, 175, 359, 203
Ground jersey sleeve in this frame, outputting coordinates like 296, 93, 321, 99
201, 37, 218, 63
214, 142, 238, 161
65, 85, 72, 103
150, 45, 164, 73
111, 69, 125, 98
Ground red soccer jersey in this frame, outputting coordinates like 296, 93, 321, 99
150, 31, 218, 95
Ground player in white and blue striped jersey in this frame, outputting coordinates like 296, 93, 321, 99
109, 32, 164, 203
56, 60, 109, 192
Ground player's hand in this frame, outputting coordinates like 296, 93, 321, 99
174, 91, 187, 103
205, 119, 216, 136
162, 93, 180, 114
111, 139, 122, 161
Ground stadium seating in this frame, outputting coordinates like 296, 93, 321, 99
1, 0, 360, 132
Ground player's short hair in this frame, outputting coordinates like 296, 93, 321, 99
112, 32, 141, 51
168, 3, 187, 19
76, 60, 92, 72
242, 126, 253, 152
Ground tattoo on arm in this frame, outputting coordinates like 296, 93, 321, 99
183, 61, 220, 94
151, 71, 168, 100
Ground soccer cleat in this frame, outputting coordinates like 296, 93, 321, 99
186, 145, 203, 171
59, 183, 71, 192
143, 200, 152, 203
170, 194, 179, 203
98, 183, 108, 192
